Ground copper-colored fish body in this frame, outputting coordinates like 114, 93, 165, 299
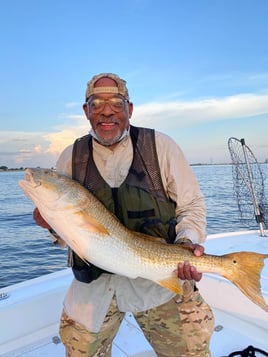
19, 168, 268, 312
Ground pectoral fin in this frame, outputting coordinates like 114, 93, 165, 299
157, 275, 182, 294
77, 211, 109, 235
69, 211, 109, 263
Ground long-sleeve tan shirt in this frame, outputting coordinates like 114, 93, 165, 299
56, 129, 206, 332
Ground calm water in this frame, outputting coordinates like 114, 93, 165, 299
0, 165, 267, 289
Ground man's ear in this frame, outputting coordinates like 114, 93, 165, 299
128, 102, 133, 118
83, 103, 89, 119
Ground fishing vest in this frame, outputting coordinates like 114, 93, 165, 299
71, 125, 177, 283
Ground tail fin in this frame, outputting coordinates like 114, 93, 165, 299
222, 251, 268, 312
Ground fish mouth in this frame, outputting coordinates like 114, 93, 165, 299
20, 169, 41, 189
25, 170, 32, 182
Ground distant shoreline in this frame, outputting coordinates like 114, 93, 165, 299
1, 161, 267, 173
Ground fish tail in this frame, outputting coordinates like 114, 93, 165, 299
222, 251, 268, 311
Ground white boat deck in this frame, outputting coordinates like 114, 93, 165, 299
1, 230, 268, 357
1, 308, 268, 357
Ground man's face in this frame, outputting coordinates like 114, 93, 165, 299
83, 78, 133, 147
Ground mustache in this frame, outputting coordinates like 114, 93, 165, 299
95, 116, 120, 125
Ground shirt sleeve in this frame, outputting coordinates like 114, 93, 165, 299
155, 131, 207, 244
55, 144, 73, 177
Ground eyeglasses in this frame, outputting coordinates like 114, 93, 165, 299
87, 97, 127, 114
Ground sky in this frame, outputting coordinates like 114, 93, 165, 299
0, 0, 268, 168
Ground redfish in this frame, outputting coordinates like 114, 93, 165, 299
19, 168, 268, 311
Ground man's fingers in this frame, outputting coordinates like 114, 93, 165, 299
175, 261, 202, 281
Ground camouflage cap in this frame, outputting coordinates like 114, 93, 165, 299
85, 73, 129, 101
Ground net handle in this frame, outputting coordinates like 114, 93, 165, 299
240, 138, 265, 236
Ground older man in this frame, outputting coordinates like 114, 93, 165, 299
34, 73, 214, 357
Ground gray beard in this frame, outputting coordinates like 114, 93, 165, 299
89, 128, 129, 146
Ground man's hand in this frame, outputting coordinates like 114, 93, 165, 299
33, 207, 51, 229
175, 243, 204, 282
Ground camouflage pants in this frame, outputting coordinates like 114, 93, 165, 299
59, 281, 214, 357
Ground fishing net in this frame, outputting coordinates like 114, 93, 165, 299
228, 137, 268, 235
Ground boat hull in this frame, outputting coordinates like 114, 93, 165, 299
0, 230, 267, 356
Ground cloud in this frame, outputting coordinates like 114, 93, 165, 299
44, 114, 89, 155
0, 131, 55, 168
2, 92, 268, 168
132, 92, 268, 131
